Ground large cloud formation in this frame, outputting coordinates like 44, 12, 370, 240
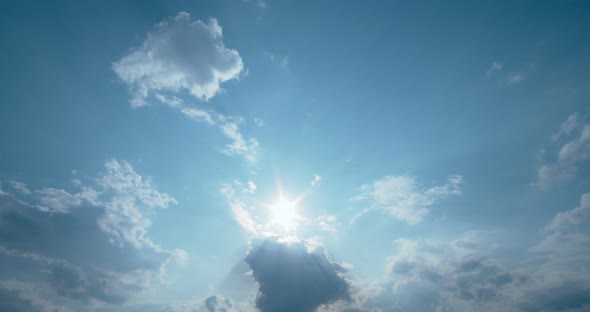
244, 238, 350, 312
0, 160, 183, 308
113, 12, 243, 107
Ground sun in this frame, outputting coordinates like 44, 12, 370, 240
269, 196, 298, 229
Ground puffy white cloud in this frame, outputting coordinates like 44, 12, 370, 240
113, 12, 259, 163
537, 113, 590, 186
97, 159, 177, 248
352, 175, 463, 225
113, 12, 243, 107
244, 238, 350, 312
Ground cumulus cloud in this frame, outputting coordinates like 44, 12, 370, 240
0, 160, 183, 306
113, 12, 243, 107
361, 237, 523, 312
537, 113, 590, 186
113, 12, 258, 163
352, 175, 463, 225
244, 238, 350, 312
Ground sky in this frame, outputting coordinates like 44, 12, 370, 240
0, 1, 590, 311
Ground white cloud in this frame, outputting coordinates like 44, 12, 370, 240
221, 184, 259, 236
247, 181, 257, 193
36, 187, 98, 213
507, 72, 526, 85
544, 193, 590, 232
311, 174, 322, 187
8, 181, 31, 195
266, 52, 289, 70
552, 112, 581, 141
97, 159, 177, 248
0, 160, 184, 306
113, 12, 243, 107
316, 215, 337, 234
253, 117, 264, 127
113, 12, 258, 163
221, 121, 259, 163
352, 175, 463, 225
486, 61, 503, 76
537, 113, 590, 186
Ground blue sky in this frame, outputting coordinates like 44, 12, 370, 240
1, 1, 590, 311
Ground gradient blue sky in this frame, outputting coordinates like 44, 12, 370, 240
1, 1, 590, 311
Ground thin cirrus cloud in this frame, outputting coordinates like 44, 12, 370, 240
0, 160, 185, 308
537, 112, 590, 186
113, 12, 258, 163
352, 175, 463, 225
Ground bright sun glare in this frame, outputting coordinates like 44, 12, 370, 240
269, 196, 298, 229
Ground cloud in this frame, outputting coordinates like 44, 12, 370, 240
96, 159, 177, 248
486, 61, 503, 76
243, 0, 268, 9
8, 181, 32, 195
311, 174, 322, 187
507, 72, 526, 85
113, 12, 243, 107
360, 236, 524, 312
0, 160, 183, 306
113, 12, 259, 163
537, 113, 590, 186
544, 193, 590, 232
352, 175, 463, 225
266, 53, 289, 70
0, 281, 69, 312
221, 184, 259, 236
204, 295, 234, 312
244, 238, 350, 312
253, 117, 264, 127
221, 121, 259, 163
35, 186, 98, 213
552, 113, 581, 141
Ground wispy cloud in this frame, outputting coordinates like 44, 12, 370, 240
507, 72, 526, 85
311, 174, 322, 187
537, 113, 590, 186
352, 175, 463, 225
266, 52, 289, 70
486, 61, 503, 76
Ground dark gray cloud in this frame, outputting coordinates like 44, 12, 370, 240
244, 238, 350, 312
